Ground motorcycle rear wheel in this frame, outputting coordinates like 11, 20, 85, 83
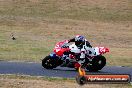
86, 55, 106, 72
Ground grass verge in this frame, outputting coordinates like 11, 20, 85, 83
0, 74, 132, 88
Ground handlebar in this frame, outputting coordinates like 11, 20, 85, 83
61, 43, 69, 48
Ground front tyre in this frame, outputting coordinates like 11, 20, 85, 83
42, 55, 57, 69
86, 55, 106, 72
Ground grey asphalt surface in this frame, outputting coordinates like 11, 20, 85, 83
0, 61, 131, 81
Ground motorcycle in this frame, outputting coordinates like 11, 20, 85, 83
42, 40, 109, 71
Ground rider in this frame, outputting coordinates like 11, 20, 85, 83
68, 35, 92, 48
61, 35, 92, 68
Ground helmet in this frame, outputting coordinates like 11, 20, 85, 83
75, 35, 85, 47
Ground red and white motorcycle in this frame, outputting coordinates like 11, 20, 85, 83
42, 40, 109, 71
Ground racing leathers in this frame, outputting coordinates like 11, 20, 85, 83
61, 37, 92, 68
68, 38, 92, 68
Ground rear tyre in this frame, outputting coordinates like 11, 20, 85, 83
42, 55, 57, 69
86, 55, 106, 72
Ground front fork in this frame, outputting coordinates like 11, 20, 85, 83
49, 52, 63, 65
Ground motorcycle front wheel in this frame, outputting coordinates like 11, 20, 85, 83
42, 55, 57, 69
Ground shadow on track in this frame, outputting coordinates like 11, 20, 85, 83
51, 67, 110, 74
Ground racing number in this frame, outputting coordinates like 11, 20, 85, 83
99, 47, 105, 53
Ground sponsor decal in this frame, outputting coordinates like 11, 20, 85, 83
76, 67, 130, 85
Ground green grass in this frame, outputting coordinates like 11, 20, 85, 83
0, 36, 52, 61
0, 74, 74, 82
0, 0, 131, 22
53, 7, 132, 21
0, 27, 50, 61
0, 23, 132, 66
106, 55, 132, 66
0, 74, 132, 88
0, 0, 132, 66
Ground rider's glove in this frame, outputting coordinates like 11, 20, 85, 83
61, 43, 69, 48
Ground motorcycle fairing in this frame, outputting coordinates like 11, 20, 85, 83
49, 52, 59, 59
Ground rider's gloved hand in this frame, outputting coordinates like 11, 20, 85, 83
61, 42, 69, 48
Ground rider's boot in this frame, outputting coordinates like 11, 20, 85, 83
74, 59, 85, 69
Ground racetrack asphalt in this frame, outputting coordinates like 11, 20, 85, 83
0, 61, 131, 81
